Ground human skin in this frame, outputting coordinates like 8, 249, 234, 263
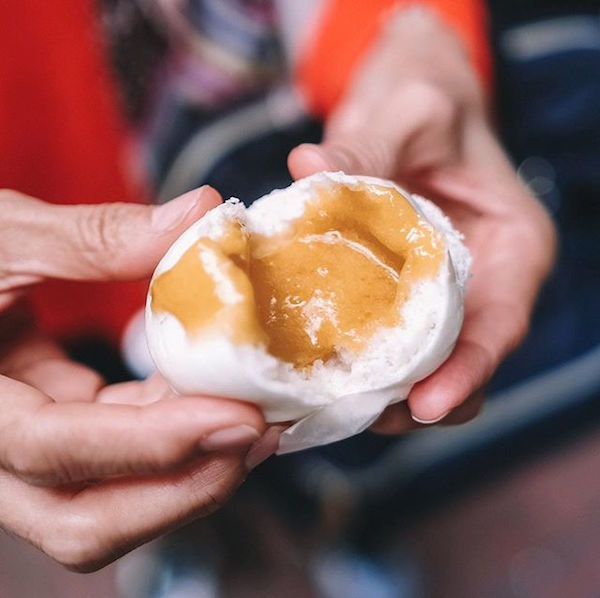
289, 8, 557, 430
0, 7, 556, 572
0, 186, 277, 572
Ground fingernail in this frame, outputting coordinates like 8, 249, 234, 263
198, 424, 261, 452
411, 410, 451, 425
151, 187, 216, 232
245, 426, 283, 471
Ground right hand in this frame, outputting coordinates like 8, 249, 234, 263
0, 187, 272, 571
289, 7, 556, 431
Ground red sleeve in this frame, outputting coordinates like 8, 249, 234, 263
295, 0, 492, 118
0, 0, 147, 344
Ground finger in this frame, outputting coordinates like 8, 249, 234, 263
95, 372, 170, 406
407, 303, 523, 423
289, 83, 459, 181
0, 452, 248, 572
0, 186, 221, 284
288, 138, 397, 180
245, 424, 284, 470
0, 374, 264, 485
0, 335, 104, 402
370, 401, 421, 435
422, 167, 557, 280
288, 143, 333, 180
407, 340, 489, 424
96, 376, 283, 475
9, 358, 104, 403
371, 386, 484, 435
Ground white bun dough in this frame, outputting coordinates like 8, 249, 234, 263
146, 172, 471, 452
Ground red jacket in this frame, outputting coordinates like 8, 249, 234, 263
0, 0, 146, 343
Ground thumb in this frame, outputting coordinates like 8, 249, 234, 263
0, 186, 221, 283
289, 81, 463, 182
288, 138, 396, 181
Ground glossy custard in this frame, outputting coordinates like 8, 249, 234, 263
151, 183, 444, 368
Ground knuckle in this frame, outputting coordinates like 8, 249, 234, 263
200, 481, 237, 516
4, 417, 71, 486
333, 136, 394, 177
42, 513, 107, 572
149, 436, 184, 470
6, 451, 37, 481
366, 137, 395, 175
137, 409, 195, 473
185, 457, 245, 516
76, 203, 129, 274
4, 436, 45, 483
0, 189, 22, 205
400, 81, 457, 128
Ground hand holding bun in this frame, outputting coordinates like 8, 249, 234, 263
146, 173, 471, 452
287, 8, 557, 432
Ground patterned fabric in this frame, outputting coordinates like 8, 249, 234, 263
154, 0, 283, 105
99, 0, 290, 196
99, 0, 285, 120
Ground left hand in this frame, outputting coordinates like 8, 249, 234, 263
289, 7, 556, 432
0, 187, 272, 571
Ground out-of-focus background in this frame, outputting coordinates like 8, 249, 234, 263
1, 1, 599, 597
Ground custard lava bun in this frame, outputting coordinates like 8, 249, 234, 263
146, 172, 471, 453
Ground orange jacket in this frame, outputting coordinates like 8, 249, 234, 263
297, 0, 491, 117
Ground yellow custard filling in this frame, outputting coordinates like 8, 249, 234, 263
151, 183, 444, 368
